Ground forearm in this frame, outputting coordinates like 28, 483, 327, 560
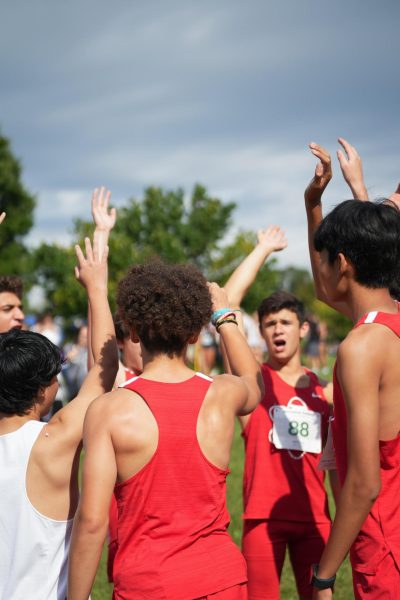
349, 182, 369, 201
224, 245, 273, 306
317, 479, 376, 578
88, 289, 117, 370
219, 323, 263, 411
68, 521, 107, 600
305, 198, 326, 299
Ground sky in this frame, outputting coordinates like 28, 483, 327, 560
1, 0, 399, 268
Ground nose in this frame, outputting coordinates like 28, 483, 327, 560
14, 307, 24, 322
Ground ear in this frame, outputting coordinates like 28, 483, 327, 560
337, 252, 353, 277
129, 327, 140, 344
188, 331, 200, 345
299, 320, 310, 340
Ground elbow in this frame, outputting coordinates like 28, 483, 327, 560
76, 512, 109, 536
349, 476, 381, 505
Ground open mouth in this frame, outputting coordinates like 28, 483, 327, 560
273, 339, 286, 349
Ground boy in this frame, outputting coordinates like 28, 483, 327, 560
0, 229, 118, 599
224, 232, 335, 600
305, 139, 400, 598
68, 260, 264, 600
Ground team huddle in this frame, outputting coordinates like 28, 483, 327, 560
1, 139, 399, 600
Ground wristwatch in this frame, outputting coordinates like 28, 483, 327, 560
311, 564, 336, 590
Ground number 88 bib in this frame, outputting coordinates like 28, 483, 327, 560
269, 397, 322, 457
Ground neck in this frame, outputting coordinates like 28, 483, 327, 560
140, 347, 194, 383
267, 350, 303, 376
0, 410, 39, 435
345, 284, 396, 323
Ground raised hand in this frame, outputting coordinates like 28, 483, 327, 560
0, 212, 6, 224
337, 137, 368, 200
74, 232, 108, 293
257, 226, 287, 253
305, 143, 332, 205
91, 187, 116, 233
208, 282, 230, 312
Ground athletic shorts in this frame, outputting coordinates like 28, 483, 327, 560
242, 519, 331, 600
353, 552, 400, 599
197, 583, 248, 599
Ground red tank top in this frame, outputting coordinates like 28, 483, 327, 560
112, 373, 247, 600
332, 309, 400, 573
243, 363, 331, 523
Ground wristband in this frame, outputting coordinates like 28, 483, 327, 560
311, 564, 336, 590
211, 308, 239, 325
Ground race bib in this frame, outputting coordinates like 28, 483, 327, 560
270, 397, 322, 454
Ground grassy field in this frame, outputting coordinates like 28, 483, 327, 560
92, 421, 354, 599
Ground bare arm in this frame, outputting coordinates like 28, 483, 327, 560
0, 212, 5, 225
224, 226, 287, 307
313, 331, 382, 598
337, 137, 368, 200
87, 187, 117, 369
209, 283, 264, 415
304, 143, 351, 318
68, 399, 116, 600
49, 235, 118, 443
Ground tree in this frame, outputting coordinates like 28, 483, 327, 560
0, 132, 36, 275
32, 184, 236, 318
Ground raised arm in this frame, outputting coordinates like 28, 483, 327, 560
68, 396, 117, 600
305, 143, 351, 318
0, 212, 5, 225
209, 283, 264, 415
224, 226, 287, 307
337, 137, 368, 200
87, 187, 117, 368
50, 234, 118, 443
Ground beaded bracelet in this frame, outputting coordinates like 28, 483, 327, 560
216, 318, 238, 333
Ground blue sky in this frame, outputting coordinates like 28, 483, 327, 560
1, 0, 399, 267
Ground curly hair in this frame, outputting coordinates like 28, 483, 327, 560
117, 260, 212, 356
0, 275, 23, 299
0, 329, 62, 416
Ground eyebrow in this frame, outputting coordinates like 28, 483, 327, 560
0, 303, 23, 310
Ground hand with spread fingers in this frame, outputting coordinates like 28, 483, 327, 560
91, 187, 116, 233
305, 143, 332, 205
74, 233, 108, 293
337, 137, 368, 200
257, 225, 288, 253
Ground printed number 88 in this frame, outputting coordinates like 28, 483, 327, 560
288, 421, 309, 437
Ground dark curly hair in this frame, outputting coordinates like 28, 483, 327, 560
0, 329, 62, 416
117, 260, 212, 356
0, 275, 23, 299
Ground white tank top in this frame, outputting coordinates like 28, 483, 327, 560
0, 420, 72, 600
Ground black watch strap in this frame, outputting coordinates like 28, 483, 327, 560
311, 563, 336, 590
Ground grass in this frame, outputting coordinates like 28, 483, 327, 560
92, 421, 354, 599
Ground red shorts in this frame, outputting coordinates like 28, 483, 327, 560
197, 583, 248, 599
242, 519, 331, 600
353, 552, 400, 599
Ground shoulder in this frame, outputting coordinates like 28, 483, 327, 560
209, 374, 248, 410
84, 388, 144, 427
338, 324, 388, 365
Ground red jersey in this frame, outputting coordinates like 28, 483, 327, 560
332, 310, 400, 575
243, 363, 331, 523
113, 374, 247, 600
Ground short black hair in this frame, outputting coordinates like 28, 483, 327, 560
258, 291, 306, 324
0, 275, 23, 299
117, 260, 212, 357
314, 199, 400, 289
0, 329, 62, 416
